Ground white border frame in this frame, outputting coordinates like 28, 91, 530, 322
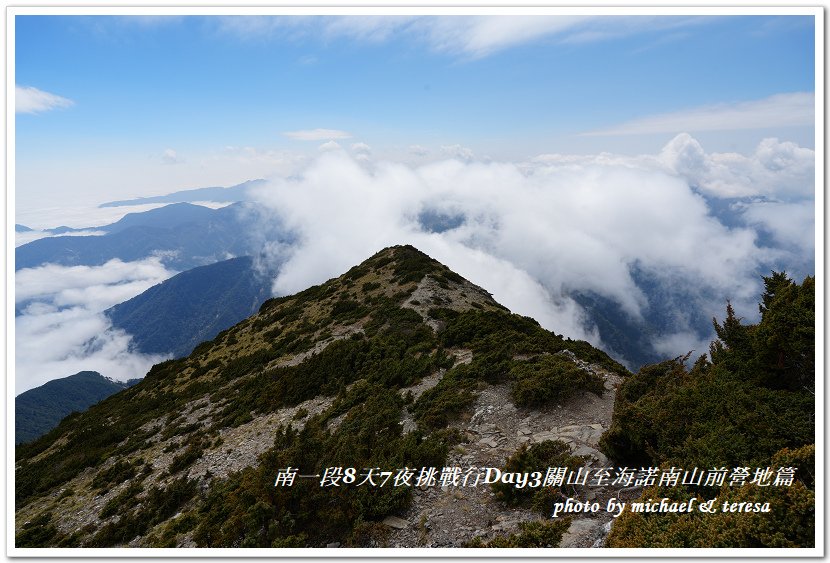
6, 4, 824, 559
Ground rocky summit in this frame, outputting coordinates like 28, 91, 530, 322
15, 245, 629, 548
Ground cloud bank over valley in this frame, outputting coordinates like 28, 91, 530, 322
248, 133, 814, 366
15, 258, 176, 394
14, 132, 815, 390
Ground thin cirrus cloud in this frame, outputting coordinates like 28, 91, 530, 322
583, 92, 815, 136
215, 15, 710, 59
16, 85, 74, 114
283, 128, 352, 141
419, 15, 593, 57
409, 15, 710, 58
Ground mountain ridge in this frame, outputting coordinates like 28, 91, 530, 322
15, 202, 286, 272
15, 245, 627, 548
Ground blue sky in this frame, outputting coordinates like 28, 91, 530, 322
14, 13, 816, 219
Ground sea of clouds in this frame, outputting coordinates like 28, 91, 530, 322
249, 133, 814, 363
14, 133, 815, 392
14, 258, 175, 393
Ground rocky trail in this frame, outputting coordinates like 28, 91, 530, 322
384, 350, 628, 548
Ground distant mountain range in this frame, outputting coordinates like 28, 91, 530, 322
45, 202, 217, 235
99, 179, 266, 208
16, 371, 140, 445
15, 202, 289, 272
106, 256, 275, 358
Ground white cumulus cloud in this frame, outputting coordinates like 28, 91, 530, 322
658, 133, 815, 199
318, 140, 343, 152
247, 133, 813, 366
440, 144, 475, 161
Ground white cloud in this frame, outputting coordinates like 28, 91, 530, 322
409, 145, 430, 156
584, 92, 814, 136
318, 140, 342, 152
440, 144, 475, 161
162, 148, 183, 165
322, 15, 415, 43
16, 148, 310, 226
283, 128, 352, 141
248, 133, 813, 365
532, 133, 815, 201
15, 258, 175, 394
16, 203, 173, 232
351, 142, 372, 162
739, 200, 815, 249
214, 15, 310, 40
215, 15, 710, 60
116, 15, 184, 27
420, 15, 591, 58
16, 85, 74, 114
16, 258, 171, 307
651, 331, 714, 360
15, 231, 52, 247
658, 133, 815, 198
15, 229, 106, 248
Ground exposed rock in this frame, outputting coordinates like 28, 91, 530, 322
559, 518, 607, 548
478, 437, 500, 448
382, 516, 410, 529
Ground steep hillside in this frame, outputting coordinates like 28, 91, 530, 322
106, 256, 274, 358
16, 372, 139, 445
15, 245, 627, 548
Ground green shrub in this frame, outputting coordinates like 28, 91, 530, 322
89, 476, 197, 547
602, 273, 815, 547
510, 355, 604, 408
168, 440, 206, 475
491, 441, 584, 507
91, 459, 141, 492
100, 481, 144, 519
467, 520, 570, 548
412, 365, 478, 430
192, 387, 457, 548
16, 512, 63, 547
362, 282, 382, 292
607, 446, 815, 548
